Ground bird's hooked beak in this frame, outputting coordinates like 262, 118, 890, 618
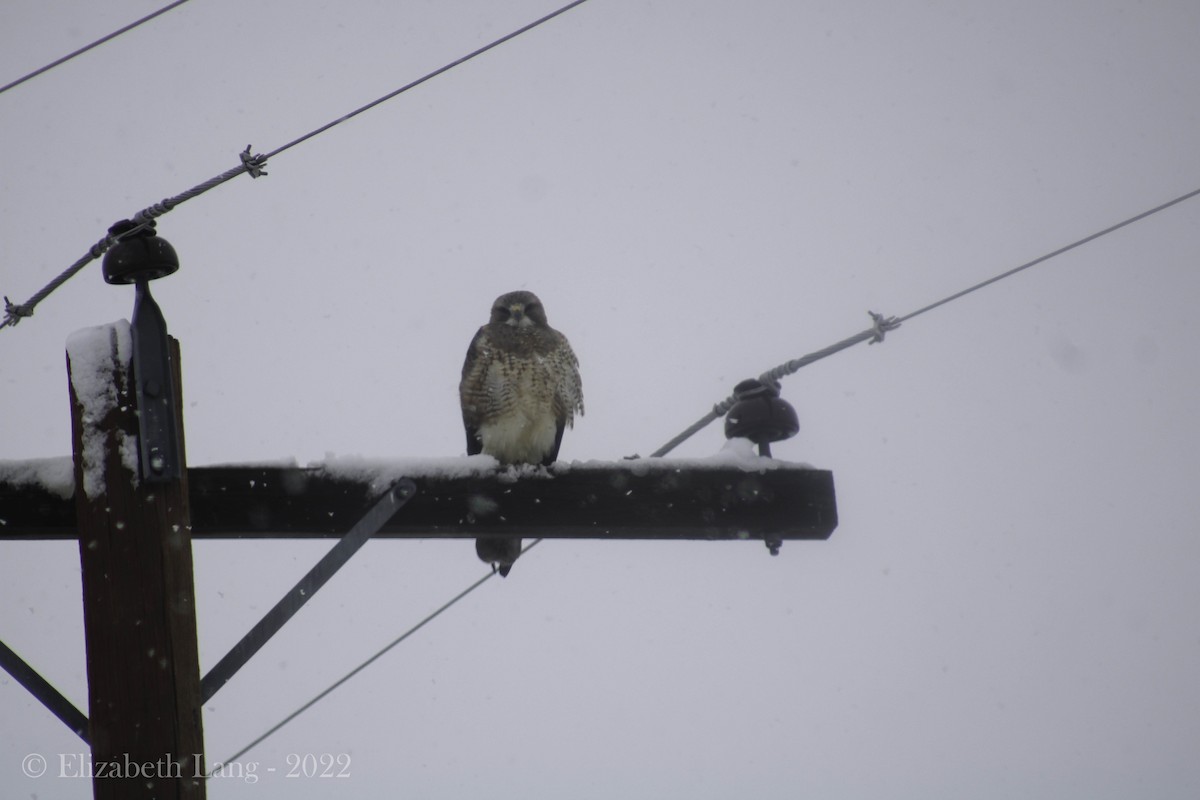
507, 303, 528, 326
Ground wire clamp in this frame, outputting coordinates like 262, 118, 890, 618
3, 296, 33, 326
868, 310, 900, 344
240, 145, 268, 178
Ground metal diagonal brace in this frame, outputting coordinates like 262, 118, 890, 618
201, 478, 416, 704
0, 637, 90, 742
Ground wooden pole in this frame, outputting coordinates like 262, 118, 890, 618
68, 323, 205, 799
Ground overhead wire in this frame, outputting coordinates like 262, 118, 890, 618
650, 184, 1200, 456
895, 186, 1200, 325
0, 1, 192, 97
2, 148, 266, 331
210, 539, 543, 773
261, 0, 589, 163
0, 0, 592, 331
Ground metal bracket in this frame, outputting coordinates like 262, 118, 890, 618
131, 280, 183, 482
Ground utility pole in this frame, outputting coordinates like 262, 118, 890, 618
1, 232, 838, 798
68, 222, 205, 799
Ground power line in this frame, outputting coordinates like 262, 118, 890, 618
1, 0, 591, 331
2, 148, 265, 331
896, 186, 1200, 324
263, 0, 590, 163
210, 539, 543, 773
0, 1, 192, 97
651, 184, 1200, 457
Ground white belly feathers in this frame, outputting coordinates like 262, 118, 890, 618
477, 360, 559, 464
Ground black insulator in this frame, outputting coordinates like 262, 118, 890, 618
724, 378, 800, 446
102, 220, 179, 285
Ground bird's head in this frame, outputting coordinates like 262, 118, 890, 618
490, 290, 547, 329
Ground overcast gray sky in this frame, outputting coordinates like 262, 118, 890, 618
3, 1, 1200, 797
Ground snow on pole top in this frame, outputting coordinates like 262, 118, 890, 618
65, 320, 137, 499
66, 320, 132, 410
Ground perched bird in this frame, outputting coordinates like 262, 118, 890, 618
460, 290, 584, 575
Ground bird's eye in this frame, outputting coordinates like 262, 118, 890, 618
526, 303, 540, 315
494, 307, 510, 318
